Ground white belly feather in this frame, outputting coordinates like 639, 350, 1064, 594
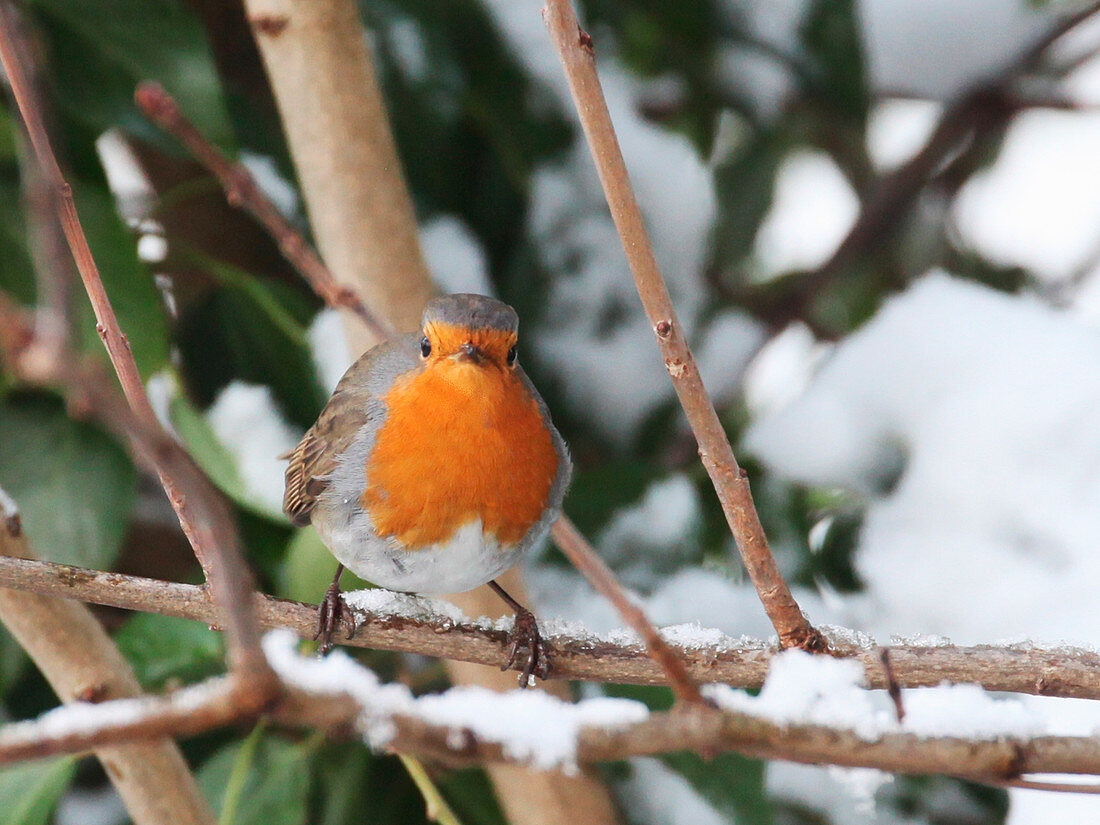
316, 515, 533, 594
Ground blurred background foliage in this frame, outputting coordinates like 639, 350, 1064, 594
0, 0, 1087, 822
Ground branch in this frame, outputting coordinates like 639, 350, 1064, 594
550, 517, 704, 704
0, 11, 276, 695
4, 554, 1100, 701
242, 0, 434, 355
132, 82, 393, 343
542, 0, 823, 652
0, 495, 215, 825
5, 638, 1100, 795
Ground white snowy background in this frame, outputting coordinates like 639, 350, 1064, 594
100, 0, 1100, 823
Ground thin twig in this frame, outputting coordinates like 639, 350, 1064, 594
542, 0, 823, 652
879, 647, 905, 723
0, 11, 277, 695
550, 518, 704, 704
133, 82, 393, 342
5, 553, 1100, 701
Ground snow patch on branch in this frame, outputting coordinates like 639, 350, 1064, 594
262, 630, 649, 771
706, 649, 1045, 742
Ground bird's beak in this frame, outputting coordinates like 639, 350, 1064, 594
456, 341, 484, 363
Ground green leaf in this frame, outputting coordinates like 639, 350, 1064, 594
660, 752, 772, 825
199, 730, 317, 825
70, 183, 170, 377
176, 284, 325, 429
114, 613, 225, 690
0, 394, 136, 569
0, 755, 78, 825
0, 627, 29, 699
29, 0, 233, 146
313, 744, 374, 825
0, 178, 36, 306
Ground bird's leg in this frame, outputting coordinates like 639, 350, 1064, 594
314, 563, 355, 654
489, 579, 551, 687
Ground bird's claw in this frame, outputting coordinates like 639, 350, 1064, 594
501, 608, 551, 687
314, 581, 355, 655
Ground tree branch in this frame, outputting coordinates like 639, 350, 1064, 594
542, 0, 823, 652
3, 553, 1100, 702
132, 81, 393, 343
4, 646, 1100, 794
0, 495, 215, 825
0, 10, 278, 698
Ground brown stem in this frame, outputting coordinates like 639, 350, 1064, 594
132, 82, 393, 342
542, 0, 823, 652
242, 0, 434, 356
0, 20, 277, 690
8, 671, 1100, 793
5, 554, 1100, 701
551, 517, 704, 705
0, 493, 215, 825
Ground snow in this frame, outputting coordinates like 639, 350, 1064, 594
705, 649, 1044, 742
420, 215, 494, 297
953, 111, 1100, 282
617, 758, 728, 825
55, 786, 127, 825
308, 308, 354, 394
0, 678, 225, 744
205, 381, 299, 515
136, 232, 168, 264
752, 150, 859, 279
742, 273, 1100, 821
866, 98, 942, 173
857, 0, 1054, 99
903, 683, 1044, 739
742, 322, 831, 418
262, 630, 648, 771
745, 273, 1100, 644
239, 152, 299, 218
343, 587, 468, 626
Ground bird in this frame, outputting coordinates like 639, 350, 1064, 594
283, 293, 570, 684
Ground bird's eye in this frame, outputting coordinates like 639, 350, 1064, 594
420, 337, 432, 358
507, 345, 517, 366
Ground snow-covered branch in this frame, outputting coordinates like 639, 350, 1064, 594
5, 632, 1100, 794
2, 553, 1100, 702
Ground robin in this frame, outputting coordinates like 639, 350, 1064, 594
283, 293, 570, 684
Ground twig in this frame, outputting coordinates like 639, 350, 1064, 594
5, 554, 1100, 701
0, 490, 215, 825
0, 13, 277, 696
8, 667, 1100, 793
542, 0, 824, 652
133, 82, 393, 343
879, 647, 905, 723
550, 517, 704, 704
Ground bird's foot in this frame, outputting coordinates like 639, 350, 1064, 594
502, 607, 551, 687
314, 578, 356, 655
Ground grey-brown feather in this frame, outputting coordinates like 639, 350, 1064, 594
282, 335, 421, 526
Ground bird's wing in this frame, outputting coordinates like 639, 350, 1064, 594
283, 336, 418, 527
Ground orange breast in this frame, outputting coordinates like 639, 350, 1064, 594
361, 361, 559, 549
